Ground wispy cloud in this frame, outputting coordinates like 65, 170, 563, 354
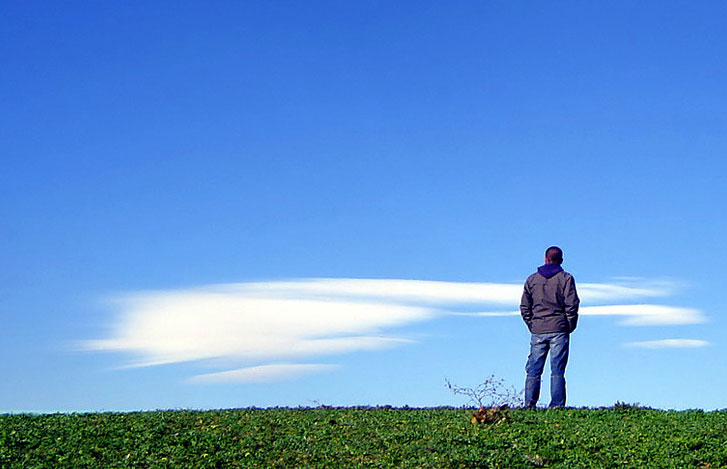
577, 280, 677, 304
81, 277, 704, 382
625, 339, 710, 349
579, 305, 706, 326
206, 278, 675, 306
458, 305, 707, 326
189, 364, 339, 384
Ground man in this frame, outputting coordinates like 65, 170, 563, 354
520, 246, 580, 409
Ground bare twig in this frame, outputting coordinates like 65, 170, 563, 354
445, 374, 523, 409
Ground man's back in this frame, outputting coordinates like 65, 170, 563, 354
521, 269, 579, 334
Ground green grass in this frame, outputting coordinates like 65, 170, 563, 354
2, 407, 726, 468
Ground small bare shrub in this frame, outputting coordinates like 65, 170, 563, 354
445, 375, 523, 424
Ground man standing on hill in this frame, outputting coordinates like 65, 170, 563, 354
520, 246, 580, 409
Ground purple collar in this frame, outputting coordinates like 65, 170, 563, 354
537, 263, 563, 279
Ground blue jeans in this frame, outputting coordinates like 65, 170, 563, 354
524, 332, 570, 408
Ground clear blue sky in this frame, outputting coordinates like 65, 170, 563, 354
2, 1, 725, 412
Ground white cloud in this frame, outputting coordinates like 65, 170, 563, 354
83, 295, 429, 367
205, 277, 674, 306
189, 364, 339, 384
454, 305, 706, 326
625, 339, 710, 349
580, 305, 706, 326
577, 281, 676, 304
81, 277, 705, 382
452, 311, 520, 317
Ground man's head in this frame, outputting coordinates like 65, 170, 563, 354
544, 246, 563, 265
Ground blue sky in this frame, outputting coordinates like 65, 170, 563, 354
2, 2, 726, 412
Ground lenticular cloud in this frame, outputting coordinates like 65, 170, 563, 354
81, 277, 705, 383
85, 294, 430, 367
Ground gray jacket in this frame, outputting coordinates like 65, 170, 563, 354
520, 268, 580, 334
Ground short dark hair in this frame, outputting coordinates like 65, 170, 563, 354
545, 246, 563, 265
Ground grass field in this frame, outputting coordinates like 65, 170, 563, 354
2, 406, 726, 468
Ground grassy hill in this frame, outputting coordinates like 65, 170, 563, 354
1, 406, 725, 467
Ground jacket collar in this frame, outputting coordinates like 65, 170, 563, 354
537, 263, 563, 279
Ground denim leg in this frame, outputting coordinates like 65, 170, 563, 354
548, 333, 570, 408
524, 334, 549, 408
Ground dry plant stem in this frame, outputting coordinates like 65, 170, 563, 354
445, 375, 523, 409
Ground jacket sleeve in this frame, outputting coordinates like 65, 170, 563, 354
520, 279, 533, 331
564, 274, 580, 333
